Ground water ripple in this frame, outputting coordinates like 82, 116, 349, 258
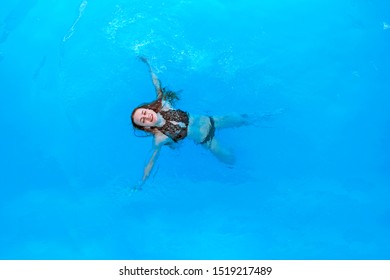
63, 0, 88, 43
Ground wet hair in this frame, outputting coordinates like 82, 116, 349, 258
161, 87, 180, 105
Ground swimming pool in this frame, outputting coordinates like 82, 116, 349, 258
0, 0, 389, 259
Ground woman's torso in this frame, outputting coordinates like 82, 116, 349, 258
187, 114, 212, 144
157, 101, 212, 144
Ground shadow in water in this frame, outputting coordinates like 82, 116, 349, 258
0, 0, 38, 44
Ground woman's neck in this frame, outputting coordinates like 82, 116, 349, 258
155, 113, 166, 127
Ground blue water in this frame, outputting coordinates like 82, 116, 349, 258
0, 0, 389, 260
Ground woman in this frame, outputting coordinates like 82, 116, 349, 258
131, 57, 257, 188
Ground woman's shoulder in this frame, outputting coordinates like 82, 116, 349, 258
153, 131, 171, 146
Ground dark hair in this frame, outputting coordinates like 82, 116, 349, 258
131, 98, 162, 134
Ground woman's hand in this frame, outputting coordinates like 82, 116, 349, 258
138, 55, 148, 64
132, 180, 145, 191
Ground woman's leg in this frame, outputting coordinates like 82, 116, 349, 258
213, 112, 278, 129
204, 138, 235, 165
213, 114, 250, 130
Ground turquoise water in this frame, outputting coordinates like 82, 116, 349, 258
0, 0, 389, 259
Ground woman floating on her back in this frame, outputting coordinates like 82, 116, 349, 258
131, 57, 270, 189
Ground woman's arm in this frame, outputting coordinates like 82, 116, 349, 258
139, 56, 163, 99
136, 133, 171, 189
135, 146, 161, 190
142, 145, 161, 182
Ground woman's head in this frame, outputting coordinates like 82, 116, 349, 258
132, 107, 158, 127
131, 99, 162, 132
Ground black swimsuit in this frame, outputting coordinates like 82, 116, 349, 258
200, 117, 215, 145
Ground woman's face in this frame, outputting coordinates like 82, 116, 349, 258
133, 108, 158, 127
